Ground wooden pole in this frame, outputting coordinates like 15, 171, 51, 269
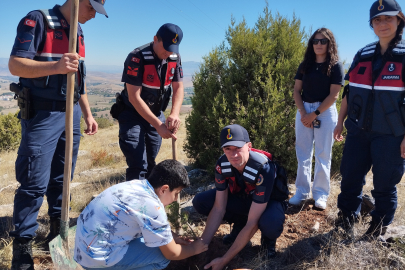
172, 133, 182, 235
61, 0, 79, 245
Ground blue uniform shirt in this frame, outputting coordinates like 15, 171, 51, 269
121, 43, 183, 86
11, 5, 83, 60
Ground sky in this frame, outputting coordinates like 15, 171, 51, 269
0, 0, 381, 67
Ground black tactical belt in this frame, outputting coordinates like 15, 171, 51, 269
32, 99, 78, 112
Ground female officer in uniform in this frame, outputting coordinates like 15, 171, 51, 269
289, 28, 344, 210
336, 0, 405, 239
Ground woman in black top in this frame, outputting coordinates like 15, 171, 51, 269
289, 28, 344, 210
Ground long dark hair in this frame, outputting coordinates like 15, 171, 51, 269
370, 12, 405, 53
300, 28, 339, 76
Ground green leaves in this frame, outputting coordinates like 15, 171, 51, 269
0, 112, 21, 152
185, 6, 344, 178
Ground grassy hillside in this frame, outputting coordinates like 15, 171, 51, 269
0, 112, 404, 269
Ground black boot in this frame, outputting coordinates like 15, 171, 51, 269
44, 217, 60, 250
223, 221, 245, 245
361, 219, 387, 241
261, 236, 277, 258
11, 238, 34, 270
334, 211, 355, 241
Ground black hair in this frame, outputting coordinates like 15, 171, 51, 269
156, 34, 162, 42
148, 159, 190, 191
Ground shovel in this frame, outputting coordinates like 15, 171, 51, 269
49, 0, 81, 269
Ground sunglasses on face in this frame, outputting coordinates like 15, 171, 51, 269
312, 38, 328, 45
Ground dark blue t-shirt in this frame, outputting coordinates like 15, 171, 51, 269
295, 61, 344, 103
121, 42, 183, 86
215, 159, 275, 204
11, 5, 83, 59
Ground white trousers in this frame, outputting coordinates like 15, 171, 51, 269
294, 101, 337, 201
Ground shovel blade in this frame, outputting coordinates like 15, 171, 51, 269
49, 225, 82, 270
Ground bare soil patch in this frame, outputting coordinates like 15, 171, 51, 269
166, 199, 332, 270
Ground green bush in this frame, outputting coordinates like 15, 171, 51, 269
185, 6, 345, 179
95, 117, 113, 129
0, 112, 21, 151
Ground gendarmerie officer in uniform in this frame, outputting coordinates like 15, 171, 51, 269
193, 124, 289, 270
335, 0, 405, 240
8, 1, 108, 269
115, 23, 184, 181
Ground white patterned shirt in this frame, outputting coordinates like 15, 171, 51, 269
74, 180, 172, 268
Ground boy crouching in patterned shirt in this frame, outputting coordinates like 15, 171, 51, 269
74, 159, 208, 269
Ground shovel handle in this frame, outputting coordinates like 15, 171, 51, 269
61, 0, 79, 238
172, 137, 177, 160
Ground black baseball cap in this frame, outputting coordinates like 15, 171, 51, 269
156, 23, 183, 54
220, 124, 250, 148
370, 0, 402, 21
90, 0, 108, 18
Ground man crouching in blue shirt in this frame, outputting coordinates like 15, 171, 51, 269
74, 160, 208, 269
193, 124, 288, 270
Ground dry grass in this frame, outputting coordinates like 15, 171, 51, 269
0, 112, 405, 269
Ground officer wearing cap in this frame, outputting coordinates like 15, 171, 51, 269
335, 0, 405, 240
117, 23, 184, 181
8, 1, 108, 269
192, 124, 288, 270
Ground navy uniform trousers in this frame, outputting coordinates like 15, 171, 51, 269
10, 103, 81, 239
118, 109, 165, 181
193, 188, 286, 240
338, 119, 405, 226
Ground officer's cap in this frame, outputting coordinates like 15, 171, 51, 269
370, 0, 402, 21
90, 0, 108, 18
156, 23, 183, 54
220, 124, 250, 148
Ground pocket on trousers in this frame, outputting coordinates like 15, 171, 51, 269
15, 154, 42, 184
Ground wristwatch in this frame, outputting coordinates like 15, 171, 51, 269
314, 109, 320, 115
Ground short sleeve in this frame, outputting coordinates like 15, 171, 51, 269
172, 53, 183, 82
11, 11, 46, 59
330, 62, 345, 86
345, 53, 360, 81
294, 62, 304, 80
214, 162, 228, 191
121, 50, 144, 86
136, 198, 173, 248
252, 162, 276, 204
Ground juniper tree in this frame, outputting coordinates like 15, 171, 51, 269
185, 6, 344, 177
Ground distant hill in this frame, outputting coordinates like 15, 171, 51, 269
0, 58, 200, 87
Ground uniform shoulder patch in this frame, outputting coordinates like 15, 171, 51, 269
256, 174, 264, 185
24, 18, 36, 27
254, 185, 266, 202
14, 32, 34, 51
127, 66, 139, 77
131, 57, 140, 63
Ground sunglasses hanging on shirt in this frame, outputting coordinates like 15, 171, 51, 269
312, 38, 328, 45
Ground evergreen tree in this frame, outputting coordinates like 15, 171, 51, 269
185, 6, 345, 177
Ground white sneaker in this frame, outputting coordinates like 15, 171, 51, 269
314, 197, 327, 210
289, 192, 310, 206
